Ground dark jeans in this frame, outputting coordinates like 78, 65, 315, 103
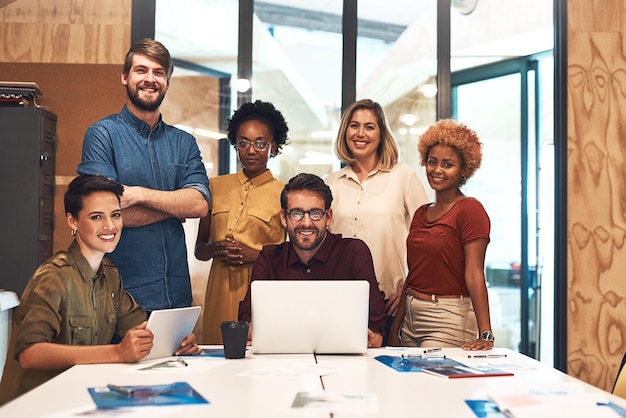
382, 311, 395, 346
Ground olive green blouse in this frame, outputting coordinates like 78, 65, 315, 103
0, 240, 146, 405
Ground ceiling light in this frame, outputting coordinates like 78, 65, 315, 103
311, 130, 336, 139
233, 78, 251, 93
401, 113, 418, 127
174, 124, 193, 134
194, 128, 224, 139
452, 0, 478, 15
421, 83, 438, 98
299, 151, 336, 165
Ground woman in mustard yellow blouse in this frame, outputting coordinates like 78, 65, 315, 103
195, 101, 288, 344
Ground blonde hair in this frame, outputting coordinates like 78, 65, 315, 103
334, 99, 399, 170
417, 119, 483, 186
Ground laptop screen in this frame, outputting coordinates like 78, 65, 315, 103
250, 280, 369, 354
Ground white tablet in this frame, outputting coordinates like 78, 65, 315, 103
143, 306, 201, 360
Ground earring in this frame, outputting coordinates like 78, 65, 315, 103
71, 229, 77, 236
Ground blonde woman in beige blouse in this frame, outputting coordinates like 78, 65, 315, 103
326, 99, 428, 340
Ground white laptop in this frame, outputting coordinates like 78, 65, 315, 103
143, 306, 201, 360
250, 280, 369, 354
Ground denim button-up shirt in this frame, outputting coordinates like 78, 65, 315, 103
77, 105, 210, 311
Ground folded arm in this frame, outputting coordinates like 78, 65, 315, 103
121, 186, 208, 228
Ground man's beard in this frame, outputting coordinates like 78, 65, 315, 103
126, 83, 166, 111
288, 225, 327, 252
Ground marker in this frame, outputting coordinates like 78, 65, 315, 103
107, 384, 134, 396
423, 348, 441, 354
176, 357, 188, 366
467, 354, 507, 359
402, 354, 446, 359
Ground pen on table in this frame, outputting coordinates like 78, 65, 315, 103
402, 354, 446, 359
423, 348, 441, 354
107, 384, 134, 396
467, 354, 507, 359
176, 357, 188, 366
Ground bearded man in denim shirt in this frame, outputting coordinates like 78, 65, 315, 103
77, 38, 210, 312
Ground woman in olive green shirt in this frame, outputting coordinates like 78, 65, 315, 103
0, 175, 201, 405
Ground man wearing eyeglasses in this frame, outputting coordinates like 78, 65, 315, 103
238, 173, 386, 347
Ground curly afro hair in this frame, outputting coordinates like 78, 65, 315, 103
417, 119, 483, 186
227, 100, 289, 157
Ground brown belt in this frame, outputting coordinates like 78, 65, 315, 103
406, 287, 463, 302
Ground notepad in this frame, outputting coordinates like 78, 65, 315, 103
422, 364, 514, 379
88, 382, 208, 408
143, 306, 201, 360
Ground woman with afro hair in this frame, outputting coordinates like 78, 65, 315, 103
389, 119, 494, 351
195, 100, 287, 344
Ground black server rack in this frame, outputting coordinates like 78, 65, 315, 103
0, 107, 56, 296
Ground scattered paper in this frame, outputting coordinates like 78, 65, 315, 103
487, 382, 619, 418
291, 391, 377, 415
240, 363, 340, 378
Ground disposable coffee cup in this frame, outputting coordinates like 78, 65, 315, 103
220, 321, 249, 359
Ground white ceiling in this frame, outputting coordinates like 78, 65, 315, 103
262, 0, 422, 26
156, 0, 553, 133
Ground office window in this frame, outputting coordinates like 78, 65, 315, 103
357, 1, 437, 178
252, 1, 344, 181
450, 0, 554, 360
155, 0, 241, 177
153, 0, 556, 362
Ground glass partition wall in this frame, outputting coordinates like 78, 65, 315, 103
154, 0, 554, 363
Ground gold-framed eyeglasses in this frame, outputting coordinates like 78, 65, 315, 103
237, 139, 271, 151
285, 209, 327, 222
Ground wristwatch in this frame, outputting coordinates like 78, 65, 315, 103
480, 330, 495, 342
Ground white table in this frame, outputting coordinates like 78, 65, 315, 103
320, 348, 626, 416
1, 348, 624, 417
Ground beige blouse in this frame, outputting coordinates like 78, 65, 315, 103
325, 162, 429, 298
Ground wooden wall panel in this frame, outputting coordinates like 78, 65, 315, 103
0, 0, 131, 63
568, 0, 626, 392
0, 0, 132, 250
0, 63, 127, 253
0, 0, 222, 342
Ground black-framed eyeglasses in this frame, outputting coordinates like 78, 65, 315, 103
285, 209, 327, 222
236, 138, 271, 151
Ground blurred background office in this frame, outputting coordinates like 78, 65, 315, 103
4, 0, 626, 393
152, 0, 554, 368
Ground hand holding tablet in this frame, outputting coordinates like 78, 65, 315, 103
143, 306, 201, 360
